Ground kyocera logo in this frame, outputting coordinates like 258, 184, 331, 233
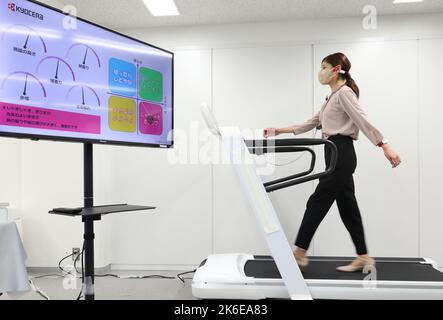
8, 3, 44, 20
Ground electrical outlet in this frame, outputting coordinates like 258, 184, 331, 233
72, 248, 80, 261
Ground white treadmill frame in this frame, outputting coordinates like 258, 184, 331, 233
199, 104, 311, 300
193, 253, 443, 300
194, 105, 443, 300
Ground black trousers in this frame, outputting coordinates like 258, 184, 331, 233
295, 134, 368, 255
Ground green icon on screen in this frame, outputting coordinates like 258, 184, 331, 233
139, 67, 163, 102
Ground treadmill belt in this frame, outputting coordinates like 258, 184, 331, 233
244, 256, 443, 282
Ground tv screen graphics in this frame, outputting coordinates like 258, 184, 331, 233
0, 0, 173, 147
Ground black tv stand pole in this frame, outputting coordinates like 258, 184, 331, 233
83, 142, 96, 300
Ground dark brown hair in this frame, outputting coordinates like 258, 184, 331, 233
322, 52, 360, 99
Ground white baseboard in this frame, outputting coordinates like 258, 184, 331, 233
111, 264, 198, 271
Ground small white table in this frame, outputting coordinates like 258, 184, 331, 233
0, 221, 31, 297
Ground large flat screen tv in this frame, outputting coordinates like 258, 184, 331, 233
0, 0, 173, 148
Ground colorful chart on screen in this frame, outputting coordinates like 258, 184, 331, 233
0, 0, 173, 147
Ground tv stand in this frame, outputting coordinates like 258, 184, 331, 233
49, 143, 155, 300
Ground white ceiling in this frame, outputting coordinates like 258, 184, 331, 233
42, 0, 443, 29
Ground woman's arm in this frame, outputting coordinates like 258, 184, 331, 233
291, 112, 320, 135
338, 90, 401, 168
263, 112, 320, 138
381, 143, 402, 168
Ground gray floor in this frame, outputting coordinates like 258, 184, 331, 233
0, 270, 197, 300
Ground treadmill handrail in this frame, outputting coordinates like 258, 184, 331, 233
248, 147, 316, 188
244, 138, 338, 193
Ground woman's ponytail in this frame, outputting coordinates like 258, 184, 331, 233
344, 72, 360, 99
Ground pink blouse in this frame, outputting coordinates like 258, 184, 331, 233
292, 85, 384, 146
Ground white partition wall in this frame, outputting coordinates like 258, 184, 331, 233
105, 40, 435, 267
418, 39, 443, 265
313, 41, 419, 257
20, 141, 88, 266
212, 45, 315, 255
0, 139, 22, 216
108, 50, 213, 269
6, 11, 443, 269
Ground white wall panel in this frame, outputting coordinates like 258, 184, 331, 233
418, 39, 443, 265
212, 45, 315, 254
6, 12, 443, 268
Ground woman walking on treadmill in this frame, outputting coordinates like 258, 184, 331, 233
263, 52, 401, 272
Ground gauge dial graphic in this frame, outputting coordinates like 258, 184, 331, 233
66, 84, 101, 108
66, 43, 101, 70
1, 24, 47, 55
36, 56, 76, 84
1, 71, 47, 103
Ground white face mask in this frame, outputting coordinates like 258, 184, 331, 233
318, 68, 334, 85
318, 65, 346, 85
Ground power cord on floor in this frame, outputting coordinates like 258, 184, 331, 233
92, 269, 197, 283
76, 241, 85, 300
30, 274, 64, 279
74, 269, 197, 300
74, 246, 83, 275
58, 251, 79, 277
30, 244, 197, 300
28, 248, 83, 300
29, 279, 50, 300
31, 250, 82, 281
177, 270, 197, 283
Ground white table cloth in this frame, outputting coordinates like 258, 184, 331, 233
0, 221, 31, 296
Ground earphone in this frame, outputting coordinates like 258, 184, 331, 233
330, 67, 347, 76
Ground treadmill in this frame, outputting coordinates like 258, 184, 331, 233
193, 105, 443, 300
